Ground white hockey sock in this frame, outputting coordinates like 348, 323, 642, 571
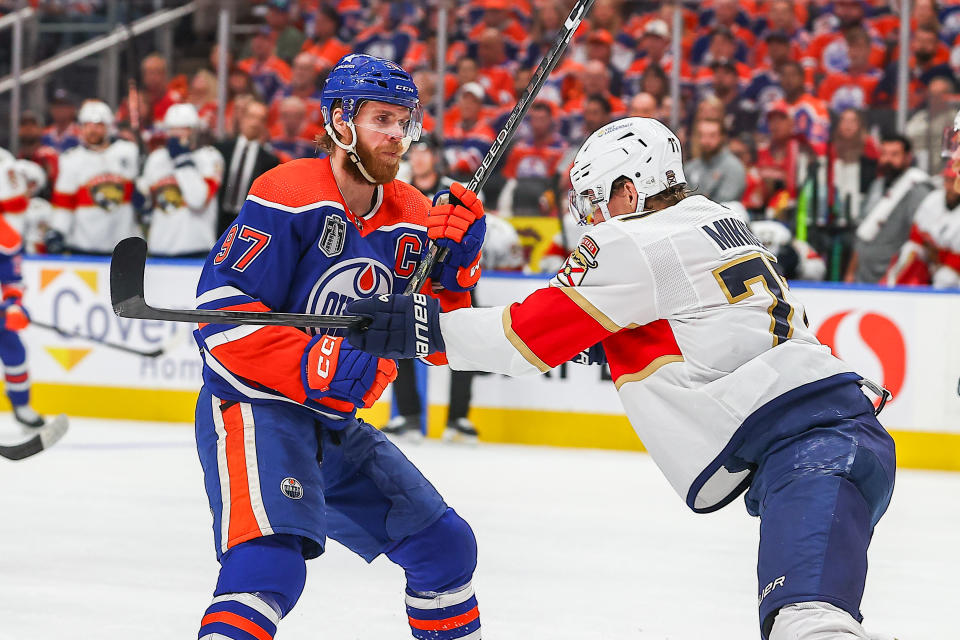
769, 601, 870, 640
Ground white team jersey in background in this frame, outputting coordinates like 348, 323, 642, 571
140, 145, 224, 256
0, 148, 29, 237
440, 195, 854, 512
51, 140, 140, 253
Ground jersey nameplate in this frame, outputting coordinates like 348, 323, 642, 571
700, 217, 764, 252
319, 214, 347, 257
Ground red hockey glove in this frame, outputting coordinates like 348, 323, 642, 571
427, 183, 485, 291
0, 300, 29, 331
301, 335, 398, 409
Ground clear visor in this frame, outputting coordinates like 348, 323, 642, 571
353, 102, 423, 141
941, 124, 960, 159
568, 188, 603, 226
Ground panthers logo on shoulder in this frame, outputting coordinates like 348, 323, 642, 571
556, 235, 599, 287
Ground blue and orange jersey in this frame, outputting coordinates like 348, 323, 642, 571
41, 124, 80, 154
501, 134, 568, 180
442, 117, 497, 176
817, 70, 881, 113
268, 86, 325, 129
353, 23, 419, 65
785, 93, 831, 154
237, 56, 293, 104
301, 37, 352, 71
194, 156, 469, 425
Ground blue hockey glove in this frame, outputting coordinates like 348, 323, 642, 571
301, 335, 397, 409
428, 183, 485, 291
346, 293, 445, 360
570, 342, 606, 366
166, 136, 192, 161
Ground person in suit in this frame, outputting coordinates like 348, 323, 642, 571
215, 100, 279, 237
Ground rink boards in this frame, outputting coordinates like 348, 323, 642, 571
12, 255, 960, 471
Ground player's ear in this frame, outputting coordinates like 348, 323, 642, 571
332, 107, 352, 143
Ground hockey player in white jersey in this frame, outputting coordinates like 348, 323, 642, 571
883, 107, 960, 287
346, 117, 897, 640
48, 100, 140, 255
140, 103, 224, 257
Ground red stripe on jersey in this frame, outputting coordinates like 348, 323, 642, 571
200, 611, 273, 640
220, 403, 262, 550
939, 249, 960, 272
602, 320, 683, 388
409, 606, 480, 631
909, 224, 931, 246
6, 372, 28, 383
206, 301, 310, 403
50, 190, 76, 209
0, 194, 27, 214
205, 177, 221, 202
508, 286, 615, 368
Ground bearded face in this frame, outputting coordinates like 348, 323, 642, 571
350, 130, 404, 184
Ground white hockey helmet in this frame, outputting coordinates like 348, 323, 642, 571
14, 159, 46, 194
569, 117, 685, 225
77, 100, 114, 127
163, 103, 201, 130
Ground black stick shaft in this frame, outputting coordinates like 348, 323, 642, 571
403, 0, 596, 295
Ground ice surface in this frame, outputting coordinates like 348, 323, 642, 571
0, 418, 954, 639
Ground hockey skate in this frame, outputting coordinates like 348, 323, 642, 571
13, 404, 44, 429
381, 415, 425, 442
443, 418, 478, 444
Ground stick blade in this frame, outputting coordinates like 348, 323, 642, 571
110, 237, 148, 316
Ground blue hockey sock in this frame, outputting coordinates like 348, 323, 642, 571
198, 592, 280, 640
199, 534, 306, 639
405, 582, 480, 640
387, 508, 480, 639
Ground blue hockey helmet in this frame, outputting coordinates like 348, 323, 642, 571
320, 54, 423, 182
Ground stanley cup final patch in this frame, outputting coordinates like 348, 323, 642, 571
556, 235, 599, 287
319, 215, 347, 258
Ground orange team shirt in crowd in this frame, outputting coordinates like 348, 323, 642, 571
301, 38, 351, 70
467, 18, 529, 49
501, 135, 567, 180
402, 40, 467, 73
478, 66, 516, 105
692, 60, 755, 88
562, 91, 626, 119
268, 90, 325, 129
268, 120, 323, 143
803, 30, 886, 75
786, 94, 831, 154
817, 71, 881, 112
623, 55, 695, 87
624, 10, 699, 43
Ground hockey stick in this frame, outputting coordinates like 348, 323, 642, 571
403, 0, 596, 295
110, 237, 363, 329
0, 414, 68, 461
31, 320, 165, 358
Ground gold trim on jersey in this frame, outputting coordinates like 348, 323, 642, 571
558, 287, 626, 333
501, 306, 551, 372
614, 355, 685, 390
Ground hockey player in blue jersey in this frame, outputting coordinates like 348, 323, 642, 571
193, 54, 486, 640
0, 205, 45, 429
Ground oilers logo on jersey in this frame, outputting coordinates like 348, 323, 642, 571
307, 257, 394, 320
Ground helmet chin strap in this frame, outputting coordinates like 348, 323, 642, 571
326, 120, 378, 183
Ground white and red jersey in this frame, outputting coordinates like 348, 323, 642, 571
51, 140, 141, 253
140, 145, 225, 256
439, 195, 854, 512
0, 148, 29, 238
884, 188, 960, 288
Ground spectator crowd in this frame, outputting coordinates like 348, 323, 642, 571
2, 0, 960, 288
